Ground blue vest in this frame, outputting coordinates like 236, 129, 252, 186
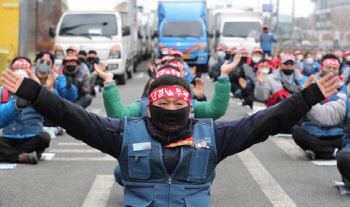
118, 117, 218, 207
0, 87, 43, 138
259, 32, 275, 51
302, 87, 347, 137
140, 98, 196, 117
302, 62, 319, 77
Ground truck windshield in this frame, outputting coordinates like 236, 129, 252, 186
222, 22, 261, 38
59, 14, 117, 37
162, 21, 203, 38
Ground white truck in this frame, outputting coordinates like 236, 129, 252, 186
212, 9, 262, 52
49, 0, 137, 85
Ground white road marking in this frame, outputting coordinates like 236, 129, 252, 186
81, 175, 115, 207
238, 149, 297, 207
270, 136, 306, 160
52, 155, 115, 161
49, 149, 101, 153
58, 142, 87, 146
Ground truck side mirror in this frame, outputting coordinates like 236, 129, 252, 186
122, 26, 131, 36
216, 30, 220, 37
152, 31, 159, 39
49, 26, 56, 37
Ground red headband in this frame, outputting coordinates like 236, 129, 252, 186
169, 61, 184, 70
321, 59, 340, 68
258, 62, 270, 67
12, 59, 31, 69
149, 87, 191, 104
43, 53, 51, 59
156, 68, 182, 79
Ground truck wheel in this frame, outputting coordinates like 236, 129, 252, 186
116, 71, 127, 85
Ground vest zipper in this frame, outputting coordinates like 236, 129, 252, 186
168, 175, 171, 207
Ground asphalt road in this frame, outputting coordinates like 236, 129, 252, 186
0, 60, 349, 207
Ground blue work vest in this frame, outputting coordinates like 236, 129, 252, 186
0, 87, 43, 138
118, 117, 218, 207
140, 97, 196, 117
302, 86, 347, 137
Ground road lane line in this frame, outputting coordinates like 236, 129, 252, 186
52, 155, 115, 161
270, 137, 306, 160
49, 149, 101, 153
82, 175, 115, 207
238, 149, 297, 207
58, 142, 87, 146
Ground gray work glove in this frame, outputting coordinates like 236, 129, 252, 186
281, 78, 303, 94
15, 97, 30, 111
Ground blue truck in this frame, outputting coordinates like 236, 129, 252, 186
157, 0, 209, 71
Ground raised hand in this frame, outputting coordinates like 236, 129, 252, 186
239, 78, 247, 89
316, 73, 341, 99
220, 54, 242, 77
94, 63, 113, 82
191, 78, 204, 99
302, 75, 314, 89
25, 69, 40, 83
46, 70, 56, 91
190, 66, 197, 76
0, 69, 25, 94
256, 69, 266, 84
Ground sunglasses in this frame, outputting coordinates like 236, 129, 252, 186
40, 59, 52, 65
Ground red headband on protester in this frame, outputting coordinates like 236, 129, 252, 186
12, 59, 31, 69
258, 62, 270, 67
169, 61, 184, 70
321, 59, 340, 68
156, 68, 182, 79
43, 53, 51, 59
149, 86, 191, 104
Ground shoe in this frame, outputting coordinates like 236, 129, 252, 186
54, 127, 66, 136
18, 152, 38, 164
305, 150, 316, 160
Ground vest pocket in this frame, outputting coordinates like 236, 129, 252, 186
124, 184, 154, 207
187, 149, 210, 181
128, 145, 151, 179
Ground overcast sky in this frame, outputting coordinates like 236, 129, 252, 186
275, 0, 315, 17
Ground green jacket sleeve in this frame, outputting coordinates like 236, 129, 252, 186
193, 79, 231, 121
103, 83, 141, 119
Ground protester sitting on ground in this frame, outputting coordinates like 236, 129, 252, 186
61, 55, 92, 108
254, 54, 308, 107
302, 53, 320, 77
294, 50, 303, 73
169, 49, 195, 83
286, 54, 347, 160
0, 63, 50, 164
0, 65, 339, 205
210, 46, 226, 81
315, 51, 323, 64
334, 51, 344, 71
340, 51, 350, 84
97, 56, 241, 121
78, 50, 91, 70
230, 49, 250, 98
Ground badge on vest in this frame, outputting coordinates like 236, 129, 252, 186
133, 142, 151, 151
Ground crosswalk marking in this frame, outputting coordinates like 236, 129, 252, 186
81, 175, 115, 207
52, 155, 115, 161
270, 136, 307, 160
238, 149, 297, 207
58, 142, 87, 146
49, 149, 101, 153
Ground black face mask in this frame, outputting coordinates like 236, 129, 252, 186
239, 57, 248, 65
225, 54, 231, 60
231, 54, 236, 59
65, 65, 78, 75
149, 104, 190, 136
87, 57, 95, 63
320, 71, 337, 79
78, 58, 86, 63
282, 69, 294, 76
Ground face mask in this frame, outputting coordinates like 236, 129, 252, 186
217, 51, 225, 58
261, 68, 269, 75
338, 57, 343, 63
320, 71, 337, 79
346, 56, 350, 62
87, 57, 95, 63
252, 56, 262, 63
225, 54, 231, 60
282, 69, 294, 76
149, 104, 190, 136
296, 55, 303, 61
231, 54, 236, 59
65, 65, 78, 75
79, 58, 86, 63
280, 53, 285, 57
316, 54, 322, 60
306, 57, 314, 64
14, 69, 29, 78
240, 57, 248, 65
36, 62, 51, 74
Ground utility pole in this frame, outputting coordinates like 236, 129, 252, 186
291, 0, 295, 44
276, 0, 279, 34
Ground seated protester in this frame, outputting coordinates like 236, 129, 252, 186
0, 68, 50, 164
58, 46, 91, 80
78, 50, 91, 70
210, 46, 226, 81
273, 52, 284, 68
0, 67, 339, 206
334, 51, 345, 73
231, 47, 238, 59
315, 51, 323, 64
239, 47, 264, 83
239, 59, 273, 109
254, 54, 308, 107
302, 53, 320, 77
230, 49, 249, 98
340, 51, 350, 84
61, 56, 92, 108
169, 49, 195, 83
98, 57, 240, 121
224, 48, 233, 63
288, 54, 347, 159
34, 52, 78, 102
294, 50, 303, 74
